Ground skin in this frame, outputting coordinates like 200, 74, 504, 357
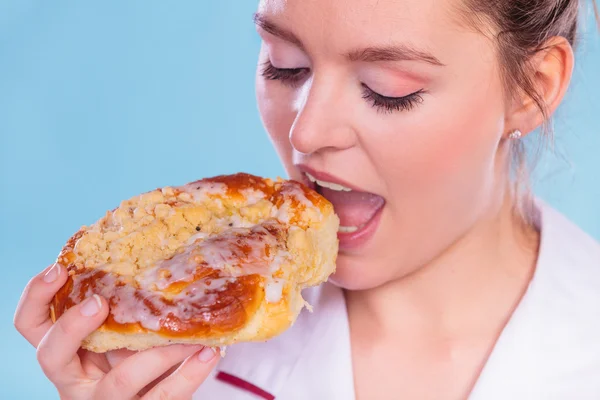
14, 0, 574, 398
14, 263, 220, 399
255, 0, 573, 398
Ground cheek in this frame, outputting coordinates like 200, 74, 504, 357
367, 77, 506, 201
335, 75, 508, 287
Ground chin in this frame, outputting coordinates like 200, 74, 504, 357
326, 253, 398, 291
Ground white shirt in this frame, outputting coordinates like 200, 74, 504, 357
194, 203, 600, 399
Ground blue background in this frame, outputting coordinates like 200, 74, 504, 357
0, 2, 598, 398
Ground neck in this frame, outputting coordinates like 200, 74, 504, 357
345, 194, 540, 338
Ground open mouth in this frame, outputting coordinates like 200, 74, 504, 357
301, 169, 385, 249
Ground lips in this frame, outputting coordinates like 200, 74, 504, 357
302, 170, 385, 242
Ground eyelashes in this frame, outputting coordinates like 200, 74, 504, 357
360, 84, 425, 114
261, 61, 308, 88
260, 60, 425, 114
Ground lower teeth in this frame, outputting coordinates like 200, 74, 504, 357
338, 226, 359, 233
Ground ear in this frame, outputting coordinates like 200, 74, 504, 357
505, 36, 574, 138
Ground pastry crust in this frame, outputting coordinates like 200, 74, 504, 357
50, 173, 339, 353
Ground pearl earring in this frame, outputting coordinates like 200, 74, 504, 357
508, 129, 522, 140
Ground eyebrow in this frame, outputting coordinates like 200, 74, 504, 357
347, 46, 444, 66
253, 13, 444, 67
253, 13, 304, 50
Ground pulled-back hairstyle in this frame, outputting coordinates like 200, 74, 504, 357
459, 0, 598, 207
461, 0, 598, 123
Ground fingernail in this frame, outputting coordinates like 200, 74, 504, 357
198, 347, 216, 363
80, 295, 102, 317
43, 264, 60, 283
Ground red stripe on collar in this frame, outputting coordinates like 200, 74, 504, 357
215, 371, 275, 400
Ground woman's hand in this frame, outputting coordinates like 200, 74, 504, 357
14, 263, 219, 399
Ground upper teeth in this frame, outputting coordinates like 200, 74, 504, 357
306, 173, 352, 192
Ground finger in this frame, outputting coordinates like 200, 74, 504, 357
137, 363, 180, 397
14, 263, 69, 347
79, 347, 136, 379
96, 344, 203, 399
143, 347, 219, 400
104, 348, 138, 369
36, 294, 109, 384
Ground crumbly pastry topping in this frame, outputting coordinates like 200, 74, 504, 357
52, 173, 336, 338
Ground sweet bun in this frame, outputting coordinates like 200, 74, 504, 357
50, 173, 339, 353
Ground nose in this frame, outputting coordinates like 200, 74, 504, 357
289, 75, 357, 155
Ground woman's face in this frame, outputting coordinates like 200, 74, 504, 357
255, 0, 512, 290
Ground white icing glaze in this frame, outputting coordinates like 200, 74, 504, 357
69, 269, 236, 332
240, 188, 266, 204
186, 231, 209, 245
110, 283, 163, 331
180, 181, 228, 203
265, 278, 285, 303
138, 222, 283, 292
65, 179, 325, 332
169, 277, 235, 320
197, 225, 279, 275
280, 183, 314, 209
271, 183, 325, 225
272, 201, 292, 224
268, 251, 287, 274
138, 248, 198, 290
221, 213, 254, 229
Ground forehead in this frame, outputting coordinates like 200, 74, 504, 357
257, 0, 466, 51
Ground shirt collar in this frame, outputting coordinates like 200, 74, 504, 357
215, 282, 355, 399
470, 201, 600, 399
209, 201, 600, 399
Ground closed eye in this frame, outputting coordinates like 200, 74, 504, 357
260, 60, 426, 113
361, 84, 425, 114
261, 61, 309, 88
